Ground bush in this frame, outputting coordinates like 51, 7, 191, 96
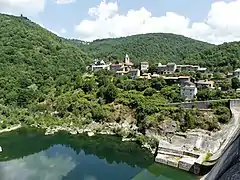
136, 134, 147, 145
218, 114, 231, 124
143, 87, 157, 96
1, 123, 7, 129
209, 100, 228, 109
207, 118, 220, 131
214, 106, 231, 124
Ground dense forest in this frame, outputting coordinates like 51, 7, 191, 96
0, 13, 90, 107
184, 41, 240, 72
71, 33, 214, 65
72, 33, 240, 73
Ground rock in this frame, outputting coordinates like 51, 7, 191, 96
122, 138, 136, 142
159, 120, 178, 134
77, 129, 84, 134
70, 130, 77, 135
87, 132, 95, 137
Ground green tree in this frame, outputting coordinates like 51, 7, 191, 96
104, 84, 118, 103
151, 77, 166, 90
231, 77, 240, 90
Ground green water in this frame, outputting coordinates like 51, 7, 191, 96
0, 128, 197, 180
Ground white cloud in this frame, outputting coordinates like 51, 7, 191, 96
0, 145, 76, 180
75, 0, 240, 44
60, 28, 67, 34
0, 0, 45, 15
54, 0, 75, 5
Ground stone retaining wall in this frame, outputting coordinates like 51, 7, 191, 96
168, 99, 229, 109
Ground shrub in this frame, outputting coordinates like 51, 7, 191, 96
143, 87, 157, 96
1, 123, 7, 129
214, 106, 231, 124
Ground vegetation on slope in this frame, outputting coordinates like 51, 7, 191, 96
184, 41, 240, 72
0, 14, 91, 106
0, 14, 233, 142
71, 33, 214, 64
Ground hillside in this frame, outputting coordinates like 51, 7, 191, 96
0, 14, 90, 106
71, 33, 215, 64
184, 41, 240, 72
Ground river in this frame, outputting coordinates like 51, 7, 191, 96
0, 128, 197, 180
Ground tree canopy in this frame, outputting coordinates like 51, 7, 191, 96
71, 33, 214, 65
0, 13, 91, 106
184, 41, 240, 72
0, 13, 235, 135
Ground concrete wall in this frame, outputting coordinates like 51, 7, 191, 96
168, 99, 229, 109
230, 99, 240, 109
203, 133, 240, 180
203, 99, 240, 180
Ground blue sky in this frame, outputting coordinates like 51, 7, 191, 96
0, 0, 239, 44
34, 0, 214, 37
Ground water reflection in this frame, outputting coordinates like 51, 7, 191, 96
0, 128, 197, 180
0, 144, 142, 180
0, 145, 76, 180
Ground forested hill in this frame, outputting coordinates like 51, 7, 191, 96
71, 33, 215, 64
184, 41, 240, 72
0, 13, 91, 106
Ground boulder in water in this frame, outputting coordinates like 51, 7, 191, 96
88, 132, 95, 137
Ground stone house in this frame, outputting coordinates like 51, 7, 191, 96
157, 63, 177, 74
178, 76, 192, 85
140, 62, 149, 72
195, 80, 214, 89
90, 59, 111, 71
233, 69, 240, 80
181, 81, 197, 100
163, 76, 192, 86
111, 63, 124, 71
177, 65, 199, 72
128, 69, 140, 80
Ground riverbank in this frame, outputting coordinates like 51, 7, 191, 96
0, 124, 21, 153
0, 122, 157, 154
38, 121, 157, 154
0, 124, 22, 134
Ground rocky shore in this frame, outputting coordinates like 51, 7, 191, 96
0, 124, 22, 153
0, 124, 22, 134
42, 121, 138, 136
37, 121, 156, 153
0, 122, 156, 154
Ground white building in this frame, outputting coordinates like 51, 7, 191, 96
157, 63, 177, 74
233, 69, 240, 80
128, 69, 140, 80
181, 81, 197, 100
90, 59, 111, 71
140, 62, 149, 72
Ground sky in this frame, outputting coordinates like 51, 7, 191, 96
0, 0, 240, 44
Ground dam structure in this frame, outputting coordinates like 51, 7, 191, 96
154, 99, 240, 177
202, 99, 240, 180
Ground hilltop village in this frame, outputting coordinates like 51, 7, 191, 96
87, 54, 240, 101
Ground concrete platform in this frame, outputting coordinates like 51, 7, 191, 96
178, 157, 195, 171
155, 154, 168, 165
167, 157, 179, 168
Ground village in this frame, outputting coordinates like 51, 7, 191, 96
87, 54, 240, 101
